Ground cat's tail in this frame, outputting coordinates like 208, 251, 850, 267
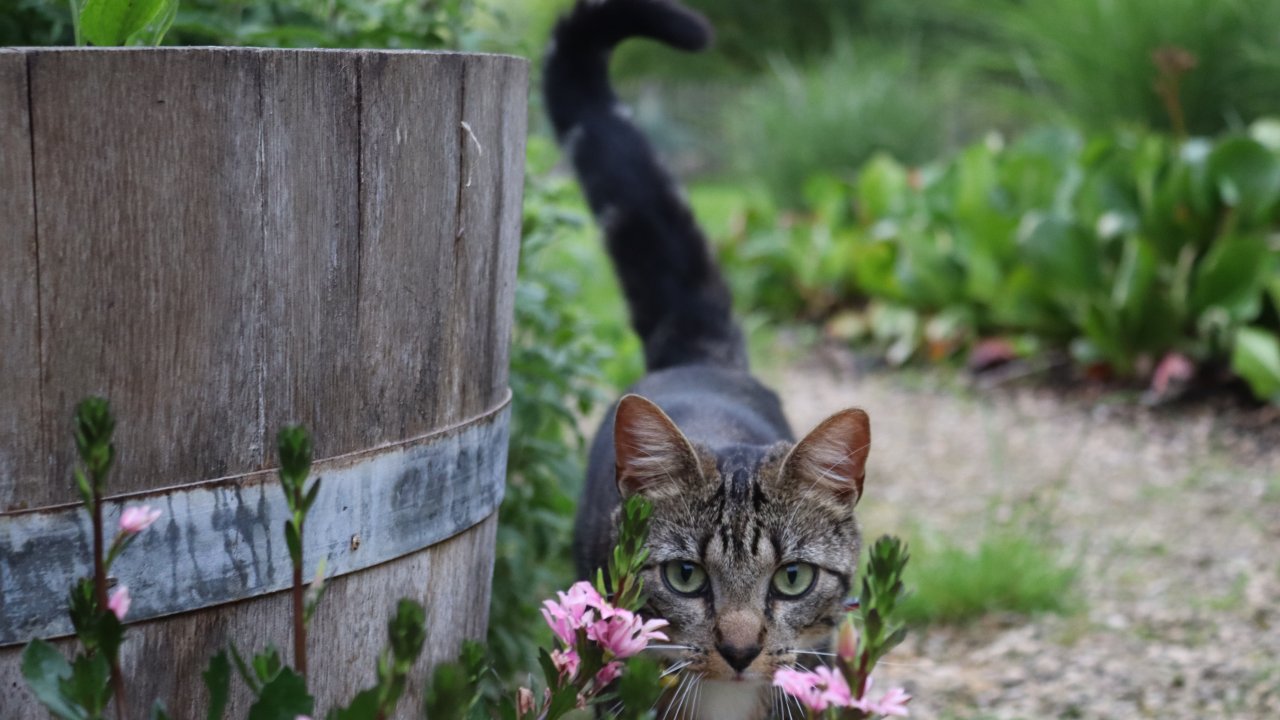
544, 0, 747, 372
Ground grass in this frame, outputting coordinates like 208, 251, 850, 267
896, 526, 1079, 626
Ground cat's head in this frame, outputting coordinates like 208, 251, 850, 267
611, 394, 871, 684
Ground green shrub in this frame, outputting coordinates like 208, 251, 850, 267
726, 41, 949, 208
0, 0, 73, 44
998, 0, 1280, 134
166, 0, 492, 49
719, 121, 1280, 401
487, 144, 616, 678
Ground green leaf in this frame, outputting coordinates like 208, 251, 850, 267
277, 425, 313, 486
301, 479, 321, 514
80, 0, 168, 46
324, 688, 380, 720
74, 469, 93, 509
1189, 235, 1272, 321
251, 646, 284, 686
615, 656, 663, 720
545, 685, 582, 718
1208, 137, 1280, 227
20, 640, 85, 720
203, 651, 231, 720
151, 700, 174, 720
228, 643, 261, 695
424, 659, 478, 720
61, 653, 111, 716
1019, 213, 1102, 300
1232, 327, 1280, 403
388, 599, 426, 664
855, 154, 909, 221
246, 668, 313, 720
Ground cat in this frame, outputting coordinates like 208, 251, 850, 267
543, 1, 873, 717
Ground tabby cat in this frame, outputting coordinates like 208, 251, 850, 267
544, 1, 873, 717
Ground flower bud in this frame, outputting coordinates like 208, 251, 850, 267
108, 586, 131, 621
119, 505, 162, 533
837, 614, 859, 662
517, 687, 535, 717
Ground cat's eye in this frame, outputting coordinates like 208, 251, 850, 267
662, 560, 708, 596
771, 562, 817, 598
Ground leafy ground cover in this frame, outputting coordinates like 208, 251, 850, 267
714, 122, 1280, 404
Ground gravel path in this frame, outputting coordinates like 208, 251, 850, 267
772, 347, 1280, 720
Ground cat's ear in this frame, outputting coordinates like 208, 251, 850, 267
613, 394, 703, 500
779, 408, 871, 505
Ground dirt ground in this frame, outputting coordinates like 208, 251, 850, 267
772, 347, 1280, 720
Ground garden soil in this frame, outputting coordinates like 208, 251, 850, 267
775, 347, 1280, 720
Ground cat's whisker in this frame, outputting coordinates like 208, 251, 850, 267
646, 643, 698, 652
692, 674, 704, 716
778, 691, 798, 717
790, 649, 836, 658
661, 659, 692, 678
666, 674, 689, 720
675, 671, 706, 717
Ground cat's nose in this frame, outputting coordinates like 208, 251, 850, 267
717, 643, 761, 673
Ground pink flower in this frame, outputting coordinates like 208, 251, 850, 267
773, 666, 854, 712
848, 677, 912, 717
772, 668, 827, 711
296, 716, 313, 720
1151, 352, 1195, 396
595, 661, 623, 686
550, 648, 580, 679
541, 581, 606, 644
119, 505, 162, 534
586, 608, 669, 659
867, 686, 911, 717
107, 586, 131, 621
813, 666, 852, 707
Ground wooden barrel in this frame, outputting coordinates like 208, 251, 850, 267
0, 48, 527, 715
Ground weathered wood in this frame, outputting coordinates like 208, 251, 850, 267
29, 48, 266, 504
357, 52, 464, 437
0, 47, 527, 717
260, 50, 364, 458
454, 54, 530, 418
0, 50, 43, 513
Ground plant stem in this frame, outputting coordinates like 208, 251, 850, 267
92, 478, 129, 720
67, 0, 83, 46
293, 514, 307, 679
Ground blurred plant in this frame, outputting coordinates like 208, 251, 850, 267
166, 0, 503, 50
719, 120, 1280, 403
999, 0, 1280, 134
726, 41, 947, 208
489, 139, 615, 679
0, 0, 74, 44
22, 398, 140, 720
